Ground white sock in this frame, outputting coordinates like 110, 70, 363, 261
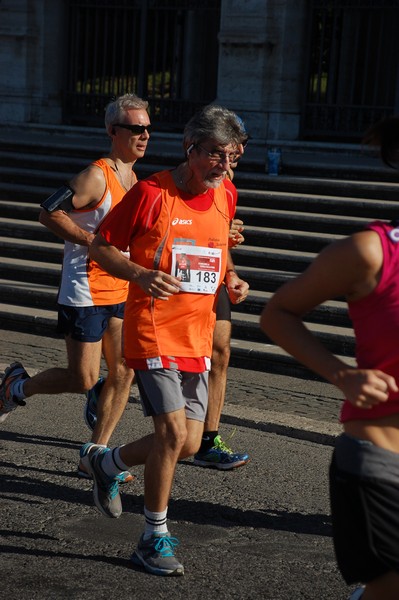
143, 506, 168, 539
100, 446, 129, 477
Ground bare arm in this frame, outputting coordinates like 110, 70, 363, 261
260, 232, 398, 408
39, 209, 95, 246
90, 233, 181, 300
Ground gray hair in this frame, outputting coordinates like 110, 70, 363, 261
183, 104, 248, 148
104, 93, 149, 130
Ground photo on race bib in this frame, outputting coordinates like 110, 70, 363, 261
171, 245, 222, 294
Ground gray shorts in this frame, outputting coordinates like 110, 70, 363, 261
135, 369, 208, 421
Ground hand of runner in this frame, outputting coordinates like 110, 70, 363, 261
225, 271, 249, 304
137, 269, 181, 300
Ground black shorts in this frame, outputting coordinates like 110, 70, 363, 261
57, 303, 125, 342
329, 433, 399, 585
216, 284, 231, 321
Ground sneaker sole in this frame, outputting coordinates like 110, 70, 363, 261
131, 551, 184, 576
193, 458, 250, 470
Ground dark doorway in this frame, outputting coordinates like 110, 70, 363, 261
303, 1, 399, 140
63, 0, 221, 130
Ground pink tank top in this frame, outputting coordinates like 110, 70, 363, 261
341, 220, 399, 421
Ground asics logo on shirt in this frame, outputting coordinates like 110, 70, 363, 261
172, 218, 192, 225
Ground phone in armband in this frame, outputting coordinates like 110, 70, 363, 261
40, 185, 75, 213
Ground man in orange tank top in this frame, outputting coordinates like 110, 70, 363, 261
0, 94, 150, 484
84, 105, 249, 576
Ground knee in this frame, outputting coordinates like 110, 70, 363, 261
160, 422, 188, 454
109, 361, 134, 387
179, 430, 203, 459
211, 343, 230, 371
118, 362, 135, 384
78, 374, 98, 393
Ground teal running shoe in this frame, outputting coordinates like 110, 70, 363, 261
131, 533, 184, 576
80, 443, 122, 518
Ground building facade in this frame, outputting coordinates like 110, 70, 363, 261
1, 0, 398, 142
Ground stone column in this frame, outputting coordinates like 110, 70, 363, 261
217, 0, 308, 141
0, 0, 65, 124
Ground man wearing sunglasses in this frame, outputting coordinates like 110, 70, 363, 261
0, 93, 150, 483
83, 104, 249, 576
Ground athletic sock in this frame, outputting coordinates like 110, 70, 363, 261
10, 379, 27, 401
143, 507, 168, 539
199, 430, 218, 453
99, 446, 129, 477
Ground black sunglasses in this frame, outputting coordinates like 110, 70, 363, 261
114, 123, 152, 135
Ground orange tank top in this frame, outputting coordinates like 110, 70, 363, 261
86, 159, 136, 305
123, 170, 230, 365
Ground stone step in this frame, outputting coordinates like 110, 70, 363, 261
0, 214, 342, 255
0, 218, 59, 244
0, 299, 355, 380
0, 254, 289, 295
236, 206, 369, 234
0, 123, 397, 181
2, 155, 399, 200
235, 188, 399, 214
0, 145, 398, 200
0, 256, 61, 287
0, 196, 377, 235
0, 278, 350, 329
232, 311, 354, 356
0, 236, 63, 263
0, 278, 354, 365
0, 196, 367, 226
0, 235, 309, 273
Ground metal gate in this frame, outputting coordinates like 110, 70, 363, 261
63, 0, 221, 130
303, 0, 399, 140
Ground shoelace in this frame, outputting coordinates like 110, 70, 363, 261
100, 476, 119, 499
153, 536, 180, 557
214, 429, 237, 454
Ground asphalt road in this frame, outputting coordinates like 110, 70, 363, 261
0, 330, 355, 599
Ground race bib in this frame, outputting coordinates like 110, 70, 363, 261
171, 245, 222, 294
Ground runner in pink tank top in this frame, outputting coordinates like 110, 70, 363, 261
261, 117, 399, 600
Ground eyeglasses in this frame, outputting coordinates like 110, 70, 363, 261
195, 144, 240, 164
113, 123, 152, 135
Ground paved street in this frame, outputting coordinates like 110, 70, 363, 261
1, 330, 353, 599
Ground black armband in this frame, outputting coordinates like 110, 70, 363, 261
40, 185, 75, 213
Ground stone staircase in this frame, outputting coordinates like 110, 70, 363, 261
1, 124, 399, 379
